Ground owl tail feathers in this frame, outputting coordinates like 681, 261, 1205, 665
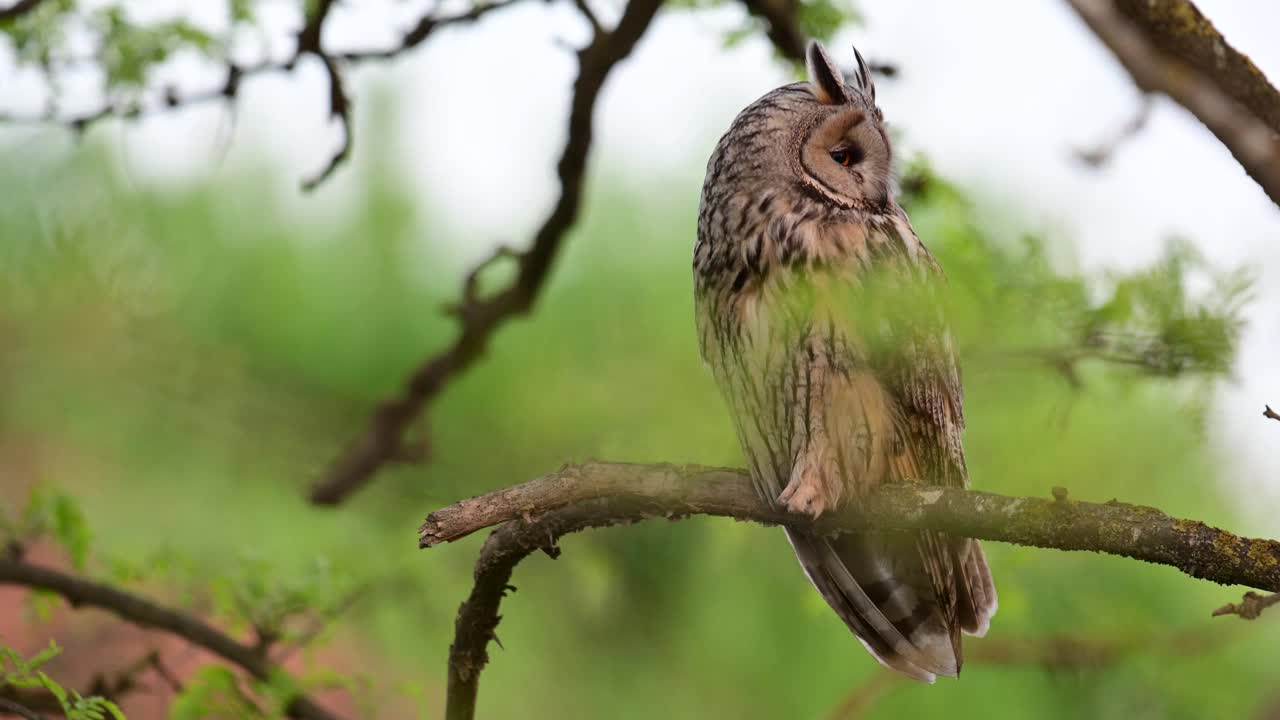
785, 529, 965, 683
957, 539, 999, 638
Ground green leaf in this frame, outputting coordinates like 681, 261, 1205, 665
38, 670, 72, 711
26, 639, 63, 670
27, 589, 63, 621
51, 492, 91, 570
102, 699, 128, 720
797, 0, 858, 42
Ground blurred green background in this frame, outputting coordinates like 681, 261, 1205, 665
0, 122, 1276, 719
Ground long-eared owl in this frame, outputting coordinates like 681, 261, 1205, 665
692, 41, 997, 681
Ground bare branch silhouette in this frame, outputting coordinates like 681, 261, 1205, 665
0, 1, 521, 189
310, 0, 666, 505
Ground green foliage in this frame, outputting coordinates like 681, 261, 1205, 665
170, 666, 263, 719
1, 640, 126, 719
1, 486, 92, 570
901, 157, 1249, 387
94, 8, 218, 90
208, 554, 358, 644
797, 0, 858, 43
1, 1, 222, 101
0, 0, 76, 65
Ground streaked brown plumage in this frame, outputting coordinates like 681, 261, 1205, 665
693, 42, 996, 682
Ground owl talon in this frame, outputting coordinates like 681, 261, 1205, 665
778, 480, 827, 518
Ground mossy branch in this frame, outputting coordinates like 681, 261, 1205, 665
1067, 0, 1280, 205
422, 461, 1280, 720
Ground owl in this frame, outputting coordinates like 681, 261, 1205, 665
693, 42, 997, 682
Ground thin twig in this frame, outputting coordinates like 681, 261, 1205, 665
572, 0, 604, 36
310, 0, 666, 505
0, 0, 522, 189
1066, 0, 1280, 205
0, 697, 46, 720
1213, 591, 1280, 620
430, 461, 1280, 719
0, 560, 346, 720
970, 624, 1232, 670
291, 0, 351, 191
1075, 96, 1153, 167
299, 53, 352, 192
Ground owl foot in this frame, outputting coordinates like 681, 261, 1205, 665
778, 477, 828, 518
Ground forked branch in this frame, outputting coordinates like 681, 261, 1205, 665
310, 0, 665, 505
424, 462, 1280, 720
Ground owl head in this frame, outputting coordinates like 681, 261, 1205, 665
696, 42, 899, 279
796, 41, 893, 210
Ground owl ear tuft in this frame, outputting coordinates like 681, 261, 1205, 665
851, 44, 876, 103
806, 41, 852, 106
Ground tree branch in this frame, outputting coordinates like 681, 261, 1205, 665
1065, 0, 1280, 206
426, 461, 1280, 720
1113, 0, 1280, 136
309, 0, 665, 505
736, 0, 805, 62
0, 560, 345, 720
298, 52, 352, 192
291, 0, 352, 191
1075, 96, 1153, 167
0, 0, 44, 22
731, 0, 896, 77
1264, 405, 1280, 423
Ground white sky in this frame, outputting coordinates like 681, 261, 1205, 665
3, 0, 1279, 521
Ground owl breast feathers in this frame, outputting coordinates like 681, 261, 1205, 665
692, 41, 996, 682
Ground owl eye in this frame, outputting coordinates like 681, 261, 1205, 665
830, 146, 864, 167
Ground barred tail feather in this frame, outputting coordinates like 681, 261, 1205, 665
956, 539, 998, 638
786, 529, 964, 683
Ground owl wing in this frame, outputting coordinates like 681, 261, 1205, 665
695, 265, 970, 682
876, 213, 998, 645
694, 213, 996, 681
